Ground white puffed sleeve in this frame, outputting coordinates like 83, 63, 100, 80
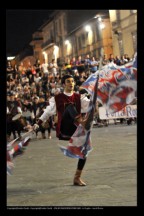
80, 94, 90, 113
39, 97, 56, 122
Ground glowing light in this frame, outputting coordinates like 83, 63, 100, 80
98, 17, 102, 22
65, 40, 69, 45
85, 25, 91, 32
7, 56, 15, 60
100, 23, 105, 29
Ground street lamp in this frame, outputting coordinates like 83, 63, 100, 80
98, 17, 102, 22
7, 56, 15, 61
85, 25, 91, 32
65, 40, 70, 45
99, 23, 105, 30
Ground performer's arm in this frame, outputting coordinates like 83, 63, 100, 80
80, 94, 90, 113
74, 94, 90, 126
39, 97, 56, 122
33, 97, 56, 130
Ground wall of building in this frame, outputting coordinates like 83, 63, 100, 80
109, 10, 137, 58
22, 56, 36, 68
29, 10, 137, 64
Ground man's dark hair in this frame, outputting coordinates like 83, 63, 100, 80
61, 75, 73, 84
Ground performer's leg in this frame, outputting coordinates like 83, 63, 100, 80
77, 158, 87, 170
73, 158, 87, 186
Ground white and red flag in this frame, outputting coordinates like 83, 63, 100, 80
59, 53, 137, 159
59, 75, 99, 159
7, 136, 31, 175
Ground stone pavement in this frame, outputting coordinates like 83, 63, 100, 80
7, 124, 137, 208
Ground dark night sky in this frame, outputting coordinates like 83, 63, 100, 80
6, 9, 54, 56
6, 9, 109, 56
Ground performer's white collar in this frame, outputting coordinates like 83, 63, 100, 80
64, 91, 73, 96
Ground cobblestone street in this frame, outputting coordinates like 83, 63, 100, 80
7, 124, 137, 207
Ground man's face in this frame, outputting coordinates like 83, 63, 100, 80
64, 78, 75, 92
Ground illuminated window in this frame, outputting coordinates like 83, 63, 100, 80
132, 31, 137, 52
118, 40, 124, 56
130, 10, 137, 14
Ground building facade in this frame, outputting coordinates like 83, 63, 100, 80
30, 10, 137, 65
109, 10, 137, 57
30, 30, 43, 63
30, 10, 113, 64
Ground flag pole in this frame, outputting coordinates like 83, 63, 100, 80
84, 47, 103, 131
93, 47, 104, 111
7, 129, 33, 149
81, 48, 103, 157
20, 129, 34, 138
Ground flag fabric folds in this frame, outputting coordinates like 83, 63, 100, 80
7, 136, 31, 175
83, 53, 137, 113
59, 53, 137, 159
59, 75, 99, 159
59, 125, 92, 159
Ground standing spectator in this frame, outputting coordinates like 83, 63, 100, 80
34, 59, 42, 76
90, 57, 98, 73
108, 54, 115, 63
49, 59, 58, 78
124, 54, 130, 62
6, 61, 14, 77
121, 55, 128, 65
102, 54, 108, 66
70, 57, 77, 75
76, 55, 85, 74
115, 55, 121, 66
41, 59, 49, 76
84, 54, 91, 74
34, 73, 41, 84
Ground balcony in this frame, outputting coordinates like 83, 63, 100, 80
41, 38, 55, 49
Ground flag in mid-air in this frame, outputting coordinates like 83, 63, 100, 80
7, 136, 31, 175
83, 53, 137, 113
59, 75, 99, 159
59, 53, 137, 159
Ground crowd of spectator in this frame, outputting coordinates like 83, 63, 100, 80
6, 53, 136, 141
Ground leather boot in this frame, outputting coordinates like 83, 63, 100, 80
73, 169, 86, 186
